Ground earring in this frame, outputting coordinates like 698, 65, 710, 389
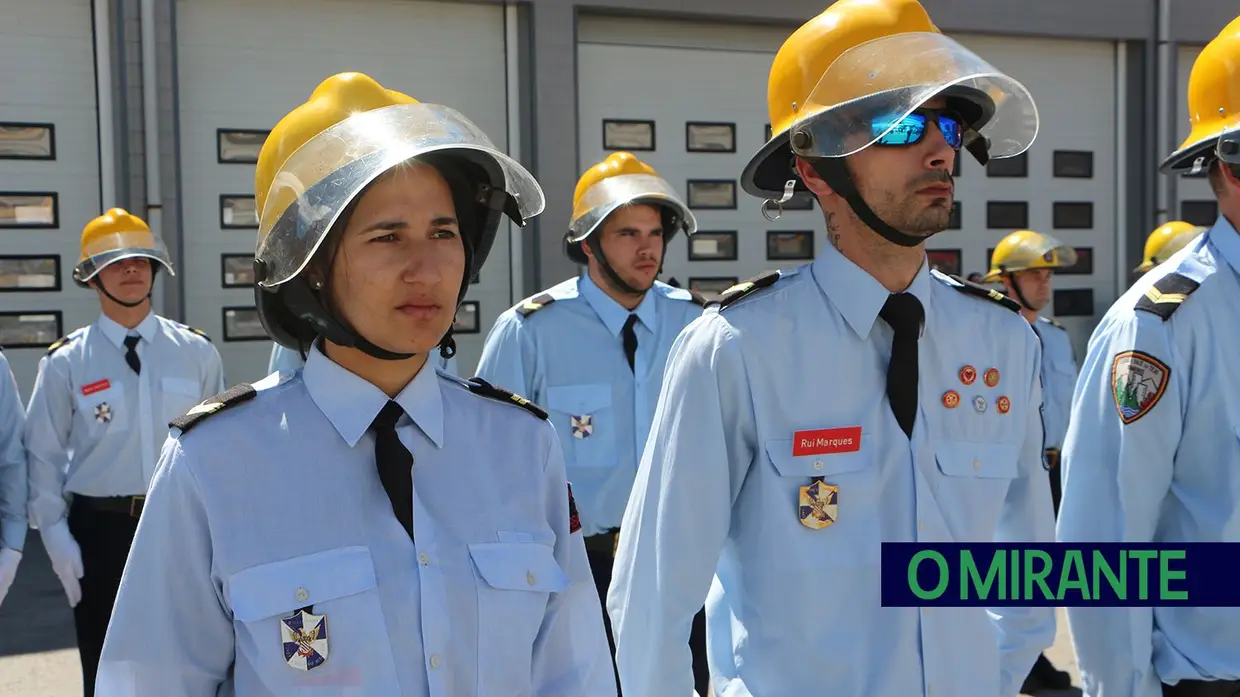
311, 279, 323, 290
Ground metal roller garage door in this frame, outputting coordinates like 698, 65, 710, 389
176, 0, 513, 382
576, 16, 1121, 359
0, 0, 102, 397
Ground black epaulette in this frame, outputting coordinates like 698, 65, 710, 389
1046, 318, 1065, 330
687, 289, 708, 306
711, 271, 781, 309
1135, 272, 1200, 321
465, 376, 548, 420
179, 323, 212, 342
945, 274, 1020, 312
169, 383, 257, 434
46, 334, 79, 356
515, 294, 555, 318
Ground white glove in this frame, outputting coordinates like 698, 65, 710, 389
0, 547, 20, 607
40, 521, 83, 607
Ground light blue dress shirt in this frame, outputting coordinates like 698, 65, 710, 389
96, 345, 616, 697
1058, 216, 1240, 697
474, 274, 705, 537
24, 312, 225, 530
1034, 317, 1078, 451
606, 241, 1056, 697
268, 342, 458, 378
0, 352, 27, 552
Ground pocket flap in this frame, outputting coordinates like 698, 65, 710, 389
228, 546, 377, 622
935, 441, 1020, 479
544, 384, 612, 415
161, 377, 200, 396
764, 439, 872, 478
469, 542, 569, 593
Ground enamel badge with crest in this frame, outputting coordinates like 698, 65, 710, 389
798, 478, 838, 530
94, 402, 112, 423
570, 414, 593, 439
281, 609, 329, 671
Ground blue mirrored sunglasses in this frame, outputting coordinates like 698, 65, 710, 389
871, 108, 964, 149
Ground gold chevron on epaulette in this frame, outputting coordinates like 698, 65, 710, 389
1135, 272, 1200, 321
516, 293, 555, 318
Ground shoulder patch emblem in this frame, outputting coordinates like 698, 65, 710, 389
945, 274, 1020, 312
465, 376, 548, 420
1110, 350, 1170, 424
46, 334, 78, 356
516, 294, 555, 318
169, 383, 257, 434
567, 483, 581, 533
712, 270, 781, 309
1135, 273, 1200, 321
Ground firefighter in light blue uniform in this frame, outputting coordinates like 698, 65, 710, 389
475, 150, 709, 696
1058, 23, 1240, 697
268, 342, 457, 377
96, 72, 615, 697
0, 351, 26, 608
605, 2, 1056, 696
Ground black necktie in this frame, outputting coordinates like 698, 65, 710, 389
622, 314, 639, 372
879, 293, 924, 439
370, 401, 414, 540
123, 335, 141, 375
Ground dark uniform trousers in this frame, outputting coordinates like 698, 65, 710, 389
586, 529, 711, 697
67, 495, 143, 697
1045, 448, 1063, 516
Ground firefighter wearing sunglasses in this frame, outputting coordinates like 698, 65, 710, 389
605, 1, 1055, 696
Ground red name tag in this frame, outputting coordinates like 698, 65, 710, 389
81, 379, 111, 396
792, 426, 862, 456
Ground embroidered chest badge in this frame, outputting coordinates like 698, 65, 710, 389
1111, 350, 1170, 424
798, 477, 839, 530
570, 414, 593, 439
94, 403, 112, 423
281, 609, 329, 671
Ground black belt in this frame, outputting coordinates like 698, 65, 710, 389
1045, 448, 1061, 469
585, 528, 620, 557
74, 495, 145, 519
1163, 679, 1240, 697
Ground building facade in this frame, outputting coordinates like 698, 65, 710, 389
0, 0, 1234, 394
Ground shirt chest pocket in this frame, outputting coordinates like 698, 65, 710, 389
469, 541, 569, 692
934, 441, 1020, 535
159, 376, 201, 425
544, 383, 616, 468
765, 439, 881, 566
75, 382, 129, 435
227, 546, 400, 691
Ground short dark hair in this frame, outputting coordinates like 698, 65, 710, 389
1208, 159, 1240, 196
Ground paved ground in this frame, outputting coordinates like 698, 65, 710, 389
0, 535, 1084, 696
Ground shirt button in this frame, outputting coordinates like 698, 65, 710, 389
972, 459, 982, 471
527, 571, 536, 586
418, 553, 429, 566
429, 655, 441, 669
918, 521, 925, 533
295, 587, 309, 602
813, 460, 824, 471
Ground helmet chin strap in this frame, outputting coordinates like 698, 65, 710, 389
586, 234, 658, 297
1003, 271, 1039, 312
810, 158, 931, 248
93, 264, 155, 308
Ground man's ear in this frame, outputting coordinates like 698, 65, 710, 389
793, 157, 834, 198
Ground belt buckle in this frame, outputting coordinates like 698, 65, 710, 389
129, 495, 145, 518
1045, 448, 1061, 468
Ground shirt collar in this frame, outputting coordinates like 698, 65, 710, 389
96, 312, 158, 348
810, 238, 933, 340
578, 272, 658, 336
1208, 214, 1240, 278
302, 345, 445, 449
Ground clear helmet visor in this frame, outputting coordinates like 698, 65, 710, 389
1009, 233, 1078, 269
1218, 124, 1240, 165
789, 32, 1039, 160
74, 229, 174, 281
256, 102, 545, 287
567, 173, 696, 243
